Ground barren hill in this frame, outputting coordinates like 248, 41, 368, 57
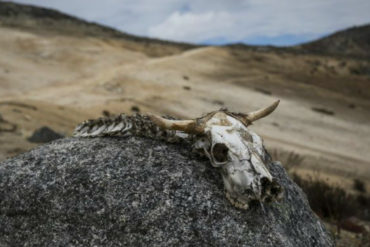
297, 24, 370, 59
0, 1, 370, 193
0, 1, 198, 57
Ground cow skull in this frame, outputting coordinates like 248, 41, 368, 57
150, 100, 283, 209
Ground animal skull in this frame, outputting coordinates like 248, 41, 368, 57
150, 100, 283, 209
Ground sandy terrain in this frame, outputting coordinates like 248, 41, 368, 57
0, 25, 369, 192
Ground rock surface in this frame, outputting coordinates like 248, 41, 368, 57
0, 136, 334, 246
27, 126, 63, 143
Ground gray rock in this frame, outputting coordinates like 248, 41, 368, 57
0, 136, 334, 246
27, 126, 63, 143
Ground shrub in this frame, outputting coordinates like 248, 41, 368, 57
271, 150, 304, 172
292, 174, 354, 221
353, 179, 366, 193
292, 174, 370, 223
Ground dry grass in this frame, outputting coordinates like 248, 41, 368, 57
272, 150, 370, 246
271, 149, 304, 172
293, 173, 370, 246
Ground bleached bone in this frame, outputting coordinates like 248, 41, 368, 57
149, 100, 280, 131
243, 100, 280, 122
73, 101, 283, 209
149, 117, 199, 134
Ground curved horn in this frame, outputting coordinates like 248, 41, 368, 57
149, 114, 202, 134
245, 100, 280, 122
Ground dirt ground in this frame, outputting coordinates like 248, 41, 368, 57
1, 26, 370, 194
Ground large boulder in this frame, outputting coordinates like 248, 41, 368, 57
0, 136, 333, 246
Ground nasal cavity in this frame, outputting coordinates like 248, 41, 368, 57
260, 177, 271, 188
260, 177, 272, 202
270, 180, 283, 197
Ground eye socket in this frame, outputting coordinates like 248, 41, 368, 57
212, 143, 229, 163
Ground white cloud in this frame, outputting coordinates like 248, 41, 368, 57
149, 0, 370, 43
148, 11, 234, 42
10, 0, 370, 45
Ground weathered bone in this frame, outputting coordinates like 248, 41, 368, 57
149, 100, 280, 135
73, 100, 283, 210
244, 100, 280, 123
148, 114, 202, 134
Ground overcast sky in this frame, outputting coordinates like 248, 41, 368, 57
11, 0, 370, 46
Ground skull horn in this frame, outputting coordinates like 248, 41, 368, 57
149, 114, 202, 134
245, 100, 280, 122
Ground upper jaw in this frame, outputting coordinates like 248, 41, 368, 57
222, 165, 283, 209
225, 183, 283, 210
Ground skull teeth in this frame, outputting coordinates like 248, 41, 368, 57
226, 192, 249, 210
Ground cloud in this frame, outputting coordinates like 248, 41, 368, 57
148, 11, 234, 43
11, 0, 370, 45
149, 0, 370, 44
